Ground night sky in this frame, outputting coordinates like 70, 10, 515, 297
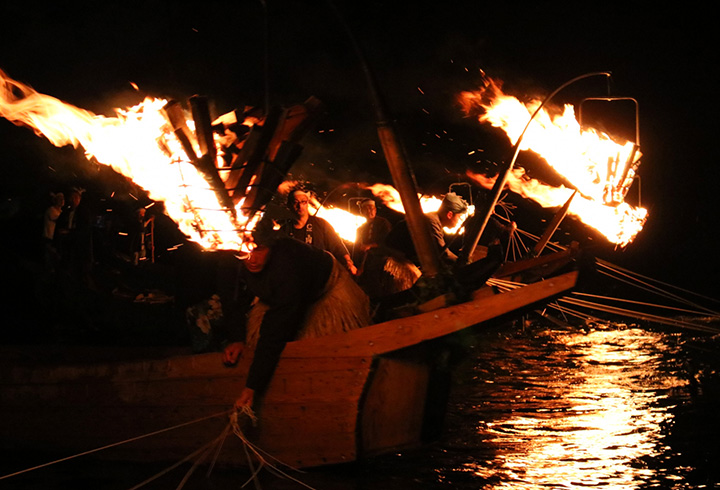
1, 2, 718, 300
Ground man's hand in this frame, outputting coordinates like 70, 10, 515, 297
344, 255, 358, 276
223, 341, 245, 365
235, 387, 255, 409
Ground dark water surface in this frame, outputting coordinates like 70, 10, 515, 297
3, 321, 719, 489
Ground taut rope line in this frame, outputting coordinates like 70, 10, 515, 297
557, 296, 720, 334
596, 267, 719, 316
572, 291, 717, 317
126, 426, 229, 490
0, 409, 231, 481
229, 408, 317, 490
596, 259, 720, 306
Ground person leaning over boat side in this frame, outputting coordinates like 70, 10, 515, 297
385, 191, 469, 266
278, 187, 357, 275
224, 226, 370, 408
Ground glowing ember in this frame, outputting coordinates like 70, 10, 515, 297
459, 78, 647, 247
0, 70, 255, 251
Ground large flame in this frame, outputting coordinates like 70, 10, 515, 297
364, 183, 474, 235
274, 182, 472, 244
1, 68, 646, 250
459, 78, 647, 247
0, 70, 458, 250
0, 70, 254, 251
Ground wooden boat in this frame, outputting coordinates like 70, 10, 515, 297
0, 63, 583, 470
0, 255, 578, 469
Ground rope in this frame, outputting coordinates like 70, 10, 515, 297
229, 407, 317, 490
486, 277, 525, 291
557, 296, 720, 334
596, 258, 720, 305
546, 301, 610, 324
596, 260, 719, 314
596, 265, 719, 316
126, 424, 231, 490
515, 229, 530, 257
486, 243, 718, 334
0, 410, 231, 482
205, 422, 231, 478
514, 227, 566, 253
176, 424, 233, 490
572, 291, 719, 317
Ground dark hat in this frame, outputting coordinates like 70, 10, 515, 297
441, 192, 468, 214
251, 214, 281, 247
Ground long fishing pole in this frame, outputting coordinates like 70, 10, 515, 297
323, 0, 443, 278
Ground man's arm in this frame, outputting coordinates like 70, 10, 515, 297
317, 217, 356, 274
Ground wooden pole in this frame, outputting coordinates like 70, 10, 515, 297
326, 0, 441, 278
162, 100, 199, 163
531, 190, 577, 257
189, 95, 216, 163
226, 106, 282, 204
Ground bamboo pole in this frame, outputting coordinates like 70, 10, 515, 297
325, 0, 442, 278
531, 190, 577, 257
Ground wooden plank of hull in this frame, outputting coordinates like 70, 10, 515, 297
0, 353, 374, 468
284, 270, 579, 358
249, 355, 372, 466
251, 400, 361, 466
360, 356, 430, 457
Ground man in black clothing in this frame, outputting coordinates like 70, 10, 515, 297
354, 198, 391, 264
279, 188, 357, 275
385, 191, 468, 267
223, 236, 369, 408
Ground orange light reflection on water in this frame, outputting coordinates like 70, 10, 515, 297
464, 327, 689, 489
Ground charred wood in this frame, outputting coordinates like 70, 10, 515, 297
225, 105, 283, 203
190, 95, 217, 163
162, 99, 237, 221
242, 140, 303, 218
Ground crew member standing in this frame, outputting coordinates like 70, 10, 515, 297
279, 187, 357, 275
386, 191, 469, 267
353, 198, 391, 265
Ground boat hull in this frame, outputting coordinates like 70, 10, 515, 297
0, 271, 578, 468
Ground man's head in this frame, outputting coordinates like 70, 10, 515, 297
358, 198, 377, 219
52, 192, 65, 208
68, 189, 82, 208
251, 213, 280, 248
246, 244, 271, 273
437, 192, 468, 228
288, 189, 310, 220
